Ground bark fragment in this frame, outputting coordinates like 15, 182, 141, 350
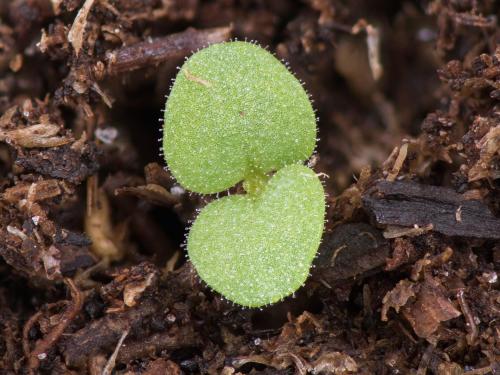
314, 223, 389, 281
105, 26, 232, 76
363, 180, 500, 239
62, 298, 160, 368
16, 143, 98, 184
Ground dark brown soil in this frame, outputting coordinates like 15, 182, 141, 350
0, 1, 499, 374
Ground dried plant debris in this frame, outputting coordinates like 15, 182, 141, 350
105, 26, 233, 76
0, 0, 499, 373
382, 276, 461, 340
314, 223, 389, 281
363, 180, 500, 239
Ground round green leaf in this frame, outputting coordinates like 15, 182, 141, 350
187, 164, 325, 307
163, 41, 316, 194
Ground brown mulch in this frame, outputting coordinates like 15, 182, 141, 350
0, 0, 499, 374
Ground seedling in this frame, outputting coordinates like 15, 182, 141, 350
163, 41, 325, 307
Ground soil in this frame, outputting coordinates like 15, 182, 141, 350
0, 0, 499, 374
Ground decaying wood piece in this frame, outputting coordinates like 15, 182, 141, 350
61, 263, 200, 369
105, 26, 232, 76
116, 326, 200, 363
363, 180, 500, 239
62, 298, 160, 368
383, 276, 461, 339
16, 143, 99, 184
0, 123, 72, 148
27, 279, 84, 373
314, 223, 389, 282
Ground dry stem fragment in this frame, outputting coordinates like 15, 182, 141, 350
105, 26, 232, 76
22, 311, 43, 360
3, 180, 62, 204
85, 188, 123, 261
383, 224, 434, 239
386, 143, 408, 181
28, 279, 83, 373
102, 330, 129, 375
352, 19, 383, 81
123, 272, 156, 307
91, 83, 113, 108
0, 124, 71, 148
456, 289, 478, 345
68, 0, 96, 56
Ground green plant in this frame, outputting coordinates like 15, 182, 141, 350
163, 41, 325, 307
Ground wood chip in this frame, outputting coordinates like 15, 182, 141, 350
386, 143, 408, 182
105, 26, 232, 76
68, 0, 95, 56
363, 180, 500, 239
0, 124, 71, 148
315, 223, 389, 281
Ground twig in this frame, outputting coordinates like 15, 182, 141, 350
383, 224, 434, 239
105, 26, 232, 76
22, 311, 43, 359
102, 329, 129, 375
456, 289, 478, 345
351, 19, 383, 81
22, 300, 68, 358
68, 0, 96, 56
386, 143, 408, 182
28, 278, 84, 373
